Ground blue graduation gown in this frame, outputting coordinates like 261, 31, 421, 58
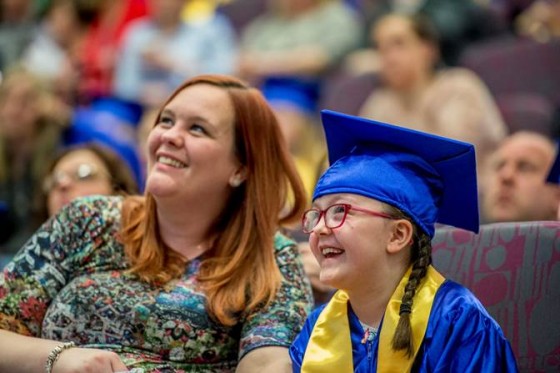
290, 281, 519, 372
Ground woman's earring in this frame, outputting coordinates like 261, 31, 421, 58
230, 178, 242, 187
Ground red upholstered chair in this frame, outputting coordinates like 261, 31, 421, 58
432, 221, 560, 373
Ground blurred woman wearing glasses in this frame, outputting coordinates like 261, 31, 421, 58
290, 111, 517, 372
0, 75, 313, 372
39, 142, 139, 219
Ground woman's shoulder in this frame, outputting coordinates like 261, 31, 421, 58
435, 67, 488, 91
273, 231, 298, 252
272, 232, 302, 269
57, 195, 124, 228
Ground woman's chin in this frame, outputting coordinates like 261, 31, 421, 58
145, 178, 177, 198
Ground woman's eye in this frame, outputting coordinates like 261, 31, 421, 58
157, 116, 173, 127
190, 124, 207, 135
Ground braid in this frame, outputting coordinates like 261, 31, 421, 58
391, 233, 432, 357
384, 205, 433, 357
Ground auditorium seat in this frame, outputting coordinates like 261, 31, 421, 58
433, 221, 560, 372
460, 37, 560, 108
318, 71, 380, 116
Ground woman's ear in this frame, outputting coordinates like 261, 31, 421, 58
229, 166, 247, 188
386, 219, 414, 254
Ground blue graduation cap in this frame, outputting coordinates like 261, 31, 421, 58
313, 110, 479, 237
546, 140, 560, 184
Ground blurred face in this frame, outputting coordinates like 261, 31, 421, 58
46, 149, 113, 215
49, 1, 80, 45
307, 193, 394, 291
482, 133, 560, 222
374, 16, 436, 90
145, 84, 241, 204
0, 79, 41, 141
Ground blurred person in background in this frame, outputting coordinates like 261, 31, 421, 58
0, 0, 36, 71
481, 131, 560, 223
37, 142, 138, 220
238, 0, 361, 85
21, 0, 98, 105
113, 0, 237, 109
0, 66, 68, 260
77, 0, 147, 102
237, 0, 361, 131
361, 0, 503, 67
359, 13, 508, 172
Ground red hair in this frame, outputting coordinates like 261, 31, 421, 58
120, 75, 306, 325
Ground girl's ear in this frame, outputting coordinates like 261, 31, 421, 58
387, 219, 414, 254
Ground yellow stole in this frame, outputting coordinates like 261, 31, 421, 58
301, 266, 445, 372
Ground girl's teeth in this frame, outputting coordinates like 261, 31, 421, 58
322, 248, 343, 256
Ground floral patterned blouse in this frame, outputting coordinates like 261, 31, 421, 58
0, 196, 313, 372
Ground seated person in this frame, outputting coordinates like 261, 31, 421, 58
113, 0, 236, 108
0, 74, 313, 372
290, 110, 517, 371
481, 131, 560, 223
237, 0, 361, 120
38, 142, 139, 219
359, 13, 508, 172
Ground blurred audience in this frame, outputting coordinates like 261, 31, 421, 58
359, 13, 508, 171
77, 0, 148, 102
21, 0, 96, 104
113, 0, 237, 109
361, 0, 504, 67
0, 0, 36, 70
238, 0, 361, 116
481, 131, 560, 223
38, 142, 138, 220
0, 66, 68, 256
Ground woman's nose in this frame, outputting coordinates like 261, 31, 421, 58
161, 127, 184, 147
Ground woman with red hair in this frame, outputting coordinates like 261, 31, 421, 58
0, 75, 313, 372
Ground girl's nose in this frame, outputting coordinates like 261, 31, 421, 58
312, 217, 332, 236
